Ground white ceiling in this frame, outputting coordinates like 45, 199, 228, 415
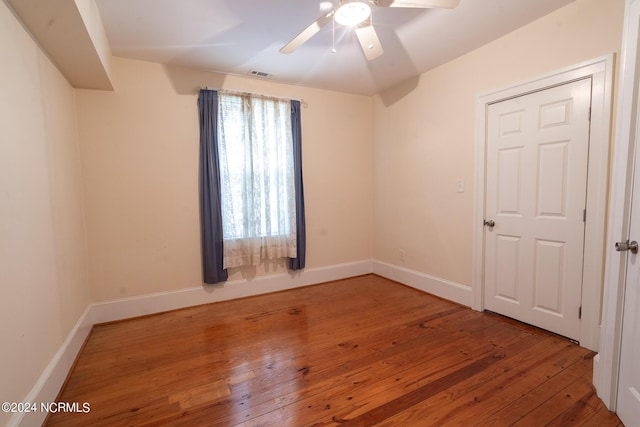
94, 0, 573, 95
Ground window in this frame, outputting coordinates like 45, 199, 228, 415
217, 92, 297, 269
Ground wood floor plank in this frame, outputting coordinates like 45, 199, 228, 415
373, 336, 583, 426
320, 333, 544, 427
477, 356, 592, 426
45, 275, 622, 427
439, 342, 590, 426
579, 405, 627, 427
219, 311, 531, 426
151, 307, 487, 425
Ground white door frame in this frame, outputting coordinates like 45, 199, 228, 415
594, 0, 640, 411
472, 55, 615, 352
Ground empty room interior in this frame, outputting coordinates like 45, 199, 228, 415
2, 0, 638, 425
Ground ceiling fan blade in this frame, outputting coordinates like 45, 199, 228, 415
378, 0, 460, 8
355, 24, 383, 61
280, 12, 334, 54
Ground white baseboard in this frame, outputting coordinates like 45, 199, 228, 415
373, 260, 473, 307
592, 344, 616, 410
90, 260, 374, 324
9, 306, 93, 427
593, 353, 601, 391
13, 259, 473, 427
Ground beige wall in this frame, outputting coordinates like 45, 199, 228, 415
373, 0, 624, 286
0, 1, 90, 423
75, 58, 374, 302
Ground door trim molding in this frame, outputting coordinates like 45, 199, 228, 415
472, 54, 615, 351
594, 0, 640, 411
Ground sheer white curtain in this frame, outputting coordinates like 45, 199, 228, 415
218, 92, 297, 268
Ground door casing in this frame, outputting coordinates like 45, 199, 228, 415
472, 55, 615, 351
595, 0, 640, 412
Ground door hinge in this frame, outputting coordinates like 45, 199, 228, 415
579, 306, 582, 319
588, 107, 591, 121
583, 209, 586, 222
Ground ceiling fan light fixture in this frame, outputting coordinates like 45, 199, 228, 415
334, 1, 371, 26
319, 1, 334, 12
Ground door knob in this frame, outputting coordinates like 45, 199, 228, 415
615, 240, 639, 254
484, 219, 495, 227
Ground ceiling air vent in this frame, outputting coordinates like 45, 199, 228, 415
249, 69, 271, 78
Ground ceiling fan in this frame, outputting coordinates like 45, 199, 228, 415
280, 0, 461, 61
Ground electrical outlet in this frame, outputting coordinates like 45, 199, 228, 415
399, 249, 405, 261
456, 179, 464, 193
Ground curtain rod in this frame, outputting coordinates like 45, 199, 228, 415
201, 87, 308, 108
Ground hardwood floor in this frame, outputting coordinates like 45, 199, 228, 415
47, 275, 623, 426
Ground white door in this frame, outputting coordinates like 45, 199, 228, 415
616, 104, 640, 426
484, 78, 592, 341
